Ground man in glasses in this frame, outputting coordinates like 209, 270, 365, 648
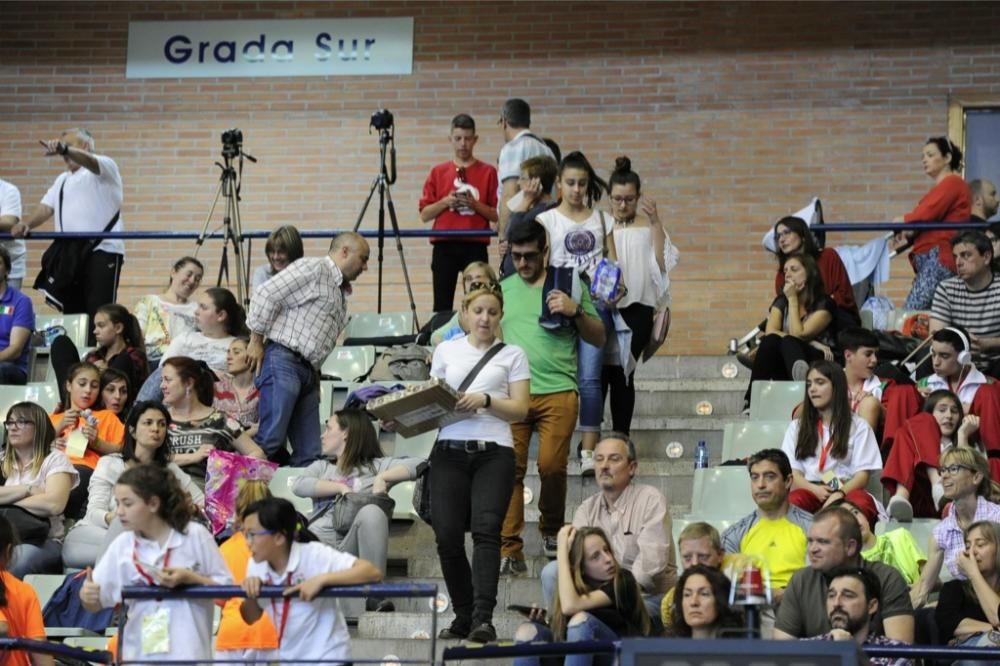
418, 114, 498, 313
499, 220, 605, 574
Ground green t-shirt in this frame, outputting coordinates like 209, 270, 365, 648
862, 529, 926, 585
500, 273, 597, 395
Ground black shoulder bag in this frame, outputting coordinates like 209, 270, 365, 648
33, 180, 120, 311
412, 342, 507, 525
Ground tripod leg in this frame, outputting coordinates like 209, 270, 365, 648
382, 185, 421, 332
376, 180, 386, 312
195, 180, 226, 256
229, 186, 248, 306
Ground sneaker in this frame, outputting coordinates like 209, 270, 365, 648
500, 556, 527, 576
467, 622, 497, 644
579, 449, 595, 477
887, 496, 914, 523
438, 619, 470, 640
543, 535, 558, 558
791, 360, 809, 381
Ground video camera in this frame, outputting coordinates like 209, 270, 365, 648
370, 109, 394, 133
221, 128, 243, 159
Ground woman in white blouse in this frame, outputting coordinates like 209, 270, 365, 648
134, 256, 204, 367
428, 280, 529, 644
0, 401, 78, 576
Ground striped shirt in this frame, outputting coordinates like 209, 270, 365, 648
931, 274, 1000, 360
246, 256, 348, 369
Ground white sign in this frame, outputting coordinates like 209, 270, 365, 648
127, 17, 413, 78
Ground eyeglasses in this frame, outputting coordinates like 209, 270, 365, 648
3, 419, 33, 430
242, 529, 275, 541
511, 251, 542, 263
467, 280, 501, 295
939, 464, 974, 476
610, 196, 637, 206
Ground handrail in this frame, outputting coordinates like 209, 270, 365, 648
117, 583, 438, 666
0, 637, 113, 664
120, 582, 437, 599
8, 219, 990, 241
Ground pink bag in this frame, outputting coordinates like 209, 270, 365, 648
204, 449, 278, 535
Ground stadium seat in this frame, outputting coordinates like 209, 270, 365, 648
342, 312, 414, 341
386, 430, 436, 521
62, 635, 111, 650
749, 380, 803, 421
318, 381, 334, 428
327, 381, 359, 412
0, 382, 60, 437
36, 313, 90, 349
269, 467, 313, 515
321, 346, 376, 382
24, 573, 65, 609
721, 420, 789, 461
685, 467, 754, 521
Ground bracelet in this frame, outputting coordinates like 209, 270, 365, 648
483, 394, 491, 409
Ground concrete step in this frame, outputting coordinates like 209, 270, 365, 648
634, 355, 745, 381
379, 576, 545, 613
629, 378, 745, 417
358, 611, 526, 641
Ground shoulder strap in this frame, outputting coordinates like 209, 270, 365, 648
458, 342, 506, 392
58, 177, 120, 237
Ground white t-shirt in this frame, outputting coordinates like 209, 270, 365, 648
93, 524, 231, 663
2, 449, 79, 539
781, 413, 882, 483
160, 331, 235, 371
40, 154, 124, 256
496, 129, 556, 204
134, 295, 199, 358
245, 541, 356, 663
537, 208, 613, 280
921, 367, 988, 407
431, 337, 530, 447
0, 178, 26, 279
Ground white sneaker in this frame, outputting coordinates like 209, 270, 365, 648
888, 496, 914, 522
792, 360, 809, 381
580, 449, 595, 477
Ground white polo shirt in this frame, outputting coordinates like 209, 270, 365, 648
245, 541, 357, 662
94, 523, 232, 663
40, 154, 124, 256
0, 178, 26, 279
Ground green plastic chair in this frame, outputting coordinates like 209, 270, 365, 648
685, 467, 754, 521
342, 312, 414, 340
749, 381, 804, 421
721, 420, 790, 461
269, 467, 313, 516
321, 346, 376, 382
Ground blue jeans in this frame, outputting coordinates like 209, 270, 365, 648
577, 305, 612, 431
12, 539, 63, 578
905, 246, 954, 310
253, 343, 321, 467
136, 366, 164, 403
0, 362, 27, 385
513, 614, 618, 666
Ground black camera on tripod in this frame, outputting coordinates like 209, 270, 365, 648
370, 109, 394, 132
221, 128, 243, 159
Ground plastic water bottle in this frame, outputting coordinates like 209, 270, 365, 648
694, 440, 709, 470
81, 409, 98, 427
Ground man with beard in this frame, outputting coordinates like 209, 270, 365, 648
722, 448, 812, 605
805, 567, 913, 665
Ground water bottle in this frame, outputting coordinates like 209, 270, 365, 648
81, 409, 98, 427
694, 440, 709, 470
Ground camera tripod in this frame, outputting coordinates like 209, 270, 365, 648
195, 147, 256, 307
351, 127, 419, 330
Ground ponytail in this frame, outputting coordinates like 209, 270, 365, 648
162, 357, 217, 406
559, 151, 607, 208
244, 497, 318, 547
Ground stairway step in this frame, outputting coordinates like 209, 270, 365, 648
378, 576, 544, 613
358, 611, 526, 641
634, 355, 745, 381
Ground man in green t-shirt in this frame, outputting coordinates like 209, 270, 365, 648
499, 220, 605, 574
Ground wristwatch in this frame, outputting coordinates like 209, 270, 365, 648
483, 394, 492, 409
572, 304, 583, 319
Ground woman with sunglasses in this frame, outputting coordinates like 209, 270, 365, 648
428, 279, 530, 643
911, 446, 1000, 608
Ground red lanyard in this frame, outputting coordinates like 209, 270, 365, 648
132, 537, 172, 586
816, 419, 834, 472
270, 573, 293, 645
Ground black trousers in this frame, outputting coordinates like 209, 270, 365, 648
744, 333, 824, 405
431, 242, 488, 312
601, 303, 655, 435
429, 441, 514, 628
63, 250, 123, 345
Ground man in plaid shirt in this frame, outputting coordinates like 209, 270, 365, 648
246, 231, 369, 466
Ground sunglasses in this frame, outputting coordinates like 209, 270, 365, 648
467, 280, 501, 295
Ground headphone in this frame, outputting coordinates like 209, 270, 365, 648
943, 327, 973, 366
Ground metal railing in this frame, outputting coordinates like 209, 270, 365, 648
117, 582, 438, 665
0, 637, 113, 664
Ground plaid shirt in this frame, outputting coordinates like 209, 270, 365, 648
246, 256, 348, 369
935, 495, 1000, 578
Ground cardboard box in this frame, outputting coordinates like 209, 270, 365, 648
366, 378, 470, 437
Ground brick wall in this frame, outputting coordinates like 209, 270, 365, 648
2, 1, 999, 355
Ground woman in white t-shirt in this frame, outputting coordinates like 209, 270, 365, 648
133, 256, 204, 367
428, 280, 530, 644
136, 287, 246, 402
536, 151, 616, 472
780, 360, 882, 514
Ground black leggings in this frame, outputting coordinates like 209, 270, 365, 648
600, 303, 655, 435
744, 333, 824, 405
